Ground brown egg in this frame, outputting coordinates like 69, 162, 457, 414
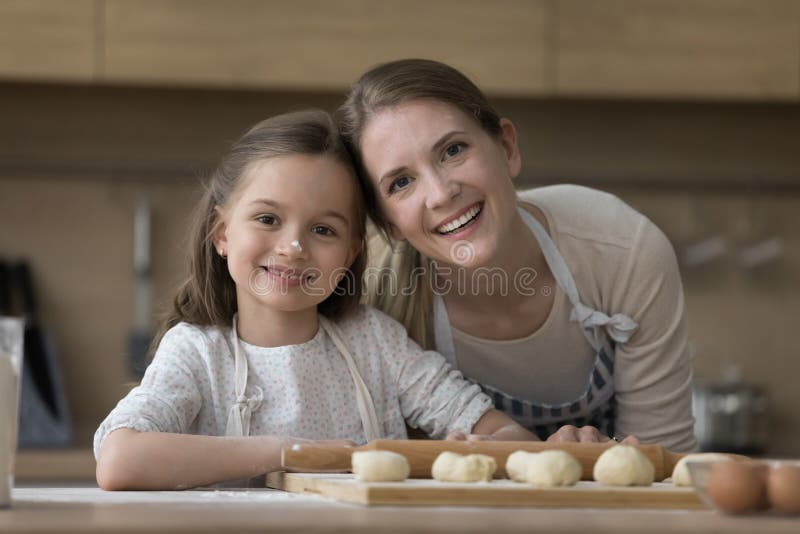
767, 464, 800, 515
707, 461, 767, 515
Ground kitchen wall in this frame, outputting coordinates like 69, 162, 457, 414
1, 83, 799, 454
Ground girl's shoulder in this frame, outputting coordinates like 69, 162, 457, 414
330, 305, 411, 343
156, 321, 232, 361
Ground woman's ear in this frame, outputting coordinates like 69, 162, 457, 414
499, 118, 522, 180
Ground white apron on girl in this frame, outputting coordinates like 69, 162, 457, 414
433, 206, 639, 440
224, 314, 382, 441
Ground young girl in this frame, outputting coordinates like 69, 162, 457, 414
94, 110, 535, 491
338, 59, 697, 452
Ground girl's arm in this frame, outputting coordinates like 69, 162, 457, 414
96, 428, 353, 490
96, 428, 283, 490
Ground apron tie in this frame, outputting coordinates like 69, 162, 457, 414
319, 316, 382, 442
225, 314, 265, 437
226, 386, 263, 437
570, 301, 638, 344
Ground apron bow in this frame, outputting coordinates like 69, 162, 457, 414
570, 302, 638, 344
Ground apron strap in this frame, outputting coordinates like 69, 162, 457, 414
433, 294, 458, 367
433, 204, 638, 361
225, 314, 383, 442
516, 206, 638, 349
319, 316, 383, 442
225, 314, 264, 437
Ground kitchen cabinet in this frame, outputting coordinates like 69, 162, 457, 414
1, 1, 798, 101
102, 0, 548, 96
555, 0, 800, 100
0, 0, 96, 82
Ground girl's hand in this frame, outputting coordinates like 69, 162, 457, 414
546, 424, 640, 445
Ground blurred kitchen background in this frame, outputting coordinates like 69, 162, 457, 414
1, 0, 799, 477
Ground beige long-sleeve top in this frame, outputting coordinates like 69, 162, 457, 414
448, 185, 697, 452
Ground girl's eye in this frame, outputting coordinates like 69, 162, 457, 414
256, 214, 277, 225
443, 142, 466, 159
312, 225, 336, 237
387, 175, 413, 195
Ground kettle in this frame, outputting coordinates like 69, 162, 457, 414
692, 365, 768, 455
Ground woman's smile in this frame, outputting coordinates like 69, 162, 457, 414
434, 201, 484, 237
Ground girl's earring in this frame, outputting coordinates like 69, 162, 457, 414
218, 248, 227, 259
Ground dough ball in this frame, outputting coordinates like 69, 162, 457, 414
526, 450, 582, 487
351, 450, 410, 482
593, 445, 655, 486
671, 453, 732, 486
505, 451, 537, 482
432, 451, 496, 482
506, 450, 582, 486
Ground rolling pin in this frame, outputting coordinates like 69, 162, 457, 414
282, 439, 691, 481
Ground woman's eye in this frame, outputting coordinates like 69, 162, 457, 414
312, 225, 336, 237
444, 142, 465, 159
256, 215, 277, 225
387, 176, 412, 195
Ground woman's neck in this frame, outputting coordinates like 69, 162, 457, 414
235, 302, 320, 348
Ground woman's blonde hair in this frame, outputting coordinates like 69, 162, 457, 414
338, 59, 503, 349
150, 109, 366, 355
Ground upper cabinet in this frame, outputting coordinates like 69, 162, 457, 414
554, 0, 800, 100
0, 0, 798, 100
0, 0, 96, 82
101, 0, 548, 96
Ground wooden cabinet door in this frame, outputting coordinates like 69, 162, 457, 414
101, 0, 548, 96
0, 0, 96, 82
554, 0, 800, 100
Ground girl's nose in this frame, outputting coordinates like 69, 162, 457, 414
425, 173, 461, 209
275, 236, 306, 259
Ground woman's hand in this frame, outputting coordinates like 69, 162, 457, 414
446, 424, 538, 442
545, 424, 640, 444
449, 409, 540, 441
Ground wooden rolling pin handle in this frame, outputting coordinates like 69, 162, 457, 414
282, 443, 356, 472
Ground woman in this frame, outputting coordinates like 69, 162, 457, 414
338, 59, 697, 452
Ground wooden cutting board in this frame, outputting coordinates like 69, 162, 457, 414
266, 472, 707, 509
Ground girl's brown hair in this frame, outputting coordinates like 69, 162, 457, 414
150, 109, 366, 355
337, 59, 502, 349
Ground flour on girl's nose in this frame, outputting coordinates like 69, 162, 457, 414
290, 240, 303, 252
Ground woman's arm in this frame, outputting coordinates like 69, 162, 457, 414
611, 221, 697, 452
96, 429, 354, 490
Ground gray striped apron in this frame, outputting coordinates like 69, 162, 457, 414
433, 205, 639, 440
